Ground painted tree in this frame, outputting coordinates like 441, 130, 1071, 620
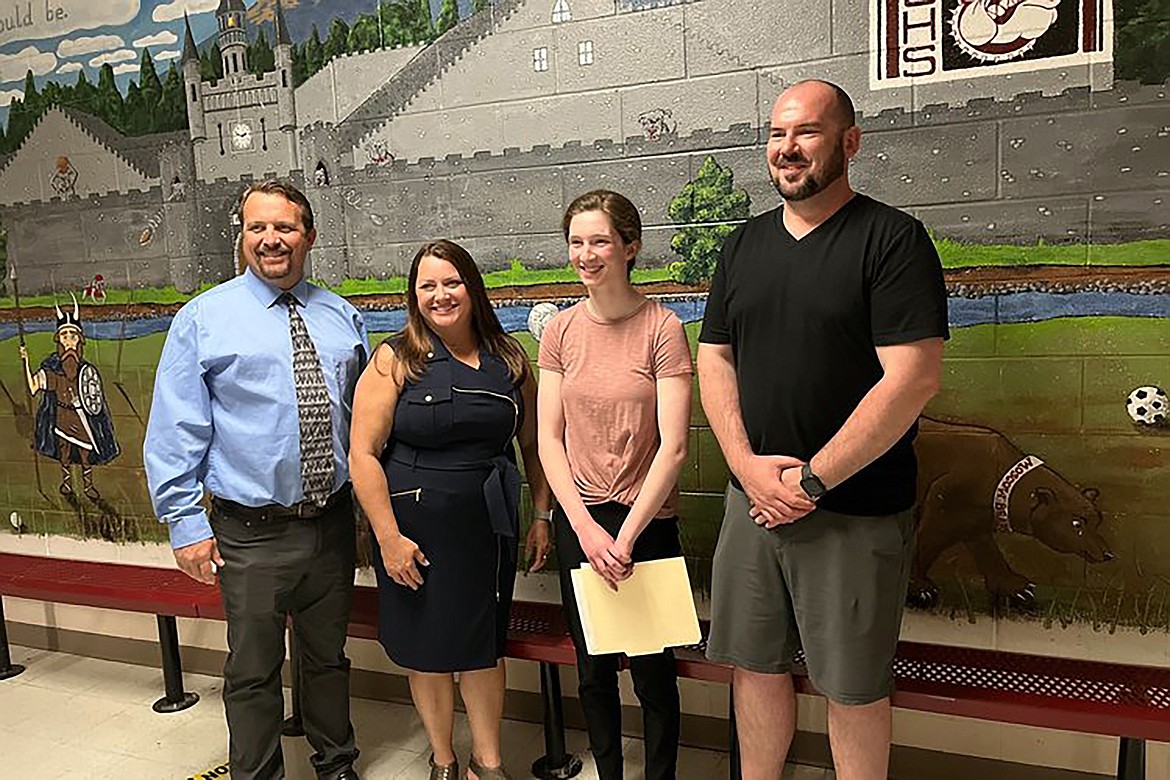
138, 49, 163, 131
123, 81, 146, 134
160, 64, 188, 131
70, 69, 98, 116
21, 70, 39, 111
1115, 0, 1170, 83
348, 14, 382, 51
437, 0, 460, 35
200, 42, 224, 81
667, 156, 751, 285
408, 0, 436, 41
95, 64, 125, 127
248, 29, 276, 76
323, 18, 351, 63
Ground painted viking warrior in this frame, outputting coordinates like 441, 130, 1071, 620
19, 296, 119, 499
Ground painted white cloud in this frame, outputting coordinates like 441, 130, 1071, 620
0, 1, 140, 46
89, 49, 137, 68
153, 0, 219, 24
0, 88, 25, 107
156, 50, 182, 61
133, 30, 178, 49
113, 62, 140, 76
57, 62, 83, 74
0, 46, 57, 84
58, 35, 124, 58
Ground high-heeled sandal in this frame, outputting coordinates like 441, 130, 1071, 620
429, 754, 459, 780
467, 756, 511, 780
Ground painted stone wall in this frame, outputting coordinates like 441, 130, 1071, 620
0, 0, 1167, 643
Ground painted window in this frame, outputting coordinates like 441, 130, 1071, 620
578, 40, 593, 66
551, 0, 571, 23
533, 47, 549, 72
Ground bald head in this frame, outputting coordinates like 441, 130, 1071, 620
775, 80, 856, 131
766, 80, 860, 203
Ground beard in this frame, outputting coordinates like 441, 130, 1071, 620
60, 351, 81, 379
770, 141, 847, 202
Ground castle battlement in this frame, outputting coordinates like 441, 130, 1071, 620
617, 0, 695, 12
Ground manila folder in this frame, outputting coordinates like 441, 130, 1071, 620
570, 557, 701, 656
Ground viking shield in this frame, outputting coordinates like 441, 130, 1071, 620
78, 364, 104, 416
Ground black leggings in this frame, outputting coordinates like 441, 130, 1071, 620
555, 503, 682, 780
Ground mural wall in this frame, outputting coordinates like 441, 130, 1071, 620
0, 0, 1167, 637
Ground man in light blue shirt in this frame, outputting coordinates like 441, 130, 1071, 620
145, 179, 368, 780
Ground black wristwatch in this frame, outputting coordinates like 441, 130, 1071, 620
800, 462, 827, 502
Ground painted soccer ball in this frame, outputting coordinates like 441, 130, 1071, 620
528, 302, 559, 342
1126, 386, 1168, 426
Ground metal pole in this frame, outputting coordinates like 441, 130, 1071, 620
1117, 736, 1145, 780
0, 596, 27, 680
152, 615, 199, 713
531, 662, 582, 779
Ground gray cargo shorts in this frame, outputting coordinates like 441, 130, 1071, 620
705, 484, 915, 704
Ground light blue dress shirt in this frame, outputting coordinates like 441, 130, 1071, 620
144, 268, 370, 549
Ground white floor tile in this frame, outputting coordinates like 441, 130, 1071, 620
0, 646, 845, 779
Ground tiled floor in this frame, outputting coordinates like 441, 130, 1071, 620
0, 645, 835, 779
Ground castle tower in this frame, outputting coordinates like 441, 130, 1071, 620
189, 0, 299, 181
181, 14, 206, 142
273, 0, 297, 131
217, 0, 248, 78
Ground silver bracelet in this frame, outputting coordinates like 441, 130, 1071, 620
533, 509, 553, 522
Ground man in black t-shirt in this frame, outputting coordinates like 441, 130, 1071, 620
698, 80, 948, 780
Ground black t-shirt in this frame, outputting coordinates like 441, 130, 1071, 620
699, 194, 949, 515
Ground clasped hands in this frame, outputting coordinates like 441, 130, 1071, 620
740, 455, 816, 529
576, 519, 634, 591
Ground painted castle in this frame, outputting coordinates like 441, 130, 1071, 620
0, 0, 1160, 294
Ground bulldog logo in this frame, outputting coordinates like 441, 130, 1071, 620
951, 0, 1061, 62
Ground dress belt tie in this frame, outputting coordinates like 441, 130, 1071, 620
388, 443, 520, 539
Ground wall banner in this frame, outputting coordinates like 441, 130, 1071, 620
872, 0, 1113, 89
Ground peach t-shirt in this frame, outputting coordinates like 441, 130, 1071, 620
538, 298, 692, 518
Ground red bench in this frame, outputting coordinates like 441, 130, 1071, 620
2, 551, 1167, 780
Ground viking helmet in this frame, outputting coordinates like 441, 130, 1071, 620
55, 293, 83, 336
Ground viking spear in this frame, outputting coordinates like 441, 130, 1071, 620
112, 262, 144, 427
8, 261, 51, 502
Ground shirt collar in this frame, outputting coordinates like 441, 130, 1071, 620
242, 267, 311, 309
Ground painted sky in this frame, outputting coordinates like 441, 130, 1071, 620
0, 1, 230, 108
0, 0, 438, 129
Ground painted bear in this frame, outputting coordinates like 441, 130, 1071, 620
908, 416, 1113, 609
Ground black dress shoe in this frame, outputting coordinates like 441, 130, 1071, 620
331, 768, 360, 780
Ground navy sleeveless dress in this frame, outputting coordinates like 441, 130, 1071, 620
372, 336, 523, 672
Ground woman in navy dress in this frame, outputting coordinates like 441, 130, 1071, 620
350, 240, 553, 780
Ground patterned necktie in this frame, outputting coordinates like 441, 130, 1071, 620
279, 292, 335, 507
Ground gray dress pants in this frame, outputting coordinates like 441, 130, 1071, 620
212, 494, 358, 780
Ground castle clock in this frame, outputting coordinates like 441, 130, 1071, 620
230, 121, 253, 151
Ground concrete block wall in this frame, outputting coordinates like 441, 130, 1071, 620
295, 80, 1169, 282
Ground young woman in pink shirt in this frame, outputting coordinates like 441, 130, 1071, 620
537, 190, 693, 780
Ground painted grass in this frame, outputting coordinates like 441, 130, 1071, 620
0, 282, 221, 309
2, 240, 1166, 308
0, 261, 674, 308
935, 237, 1170, 267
